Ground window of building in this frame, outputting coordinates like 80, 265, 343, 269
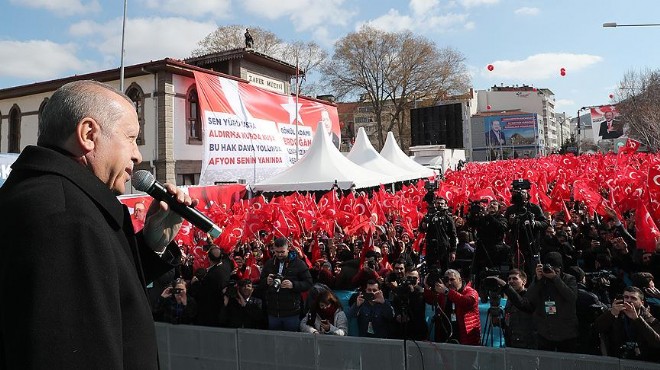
126, 84, 145, 145
186, 86, 202, 144
9, 105, 21, 153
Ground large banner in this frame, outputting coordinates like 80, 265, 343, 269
193, 71, 340, 185
591, 105, 625, 142
481, 113, 538, 159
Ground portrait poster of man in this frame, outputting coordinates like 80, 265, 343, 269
485, 119, 506, 147
591, 105, 624, 141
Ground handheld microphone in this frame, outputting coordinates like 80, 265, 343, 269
132, 170, 222, 238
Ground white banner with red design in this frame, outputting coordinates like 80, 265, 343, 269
193, 71, 340, 185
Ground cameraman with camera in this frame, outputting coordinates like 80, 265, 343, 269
488, 269, 536, 349
468, 199, 509, 285
504, 181, 548, 277
391, 267, 428, 340
153, 278, 198, 325
419, 195, 457, 273
260, 237, 313, 331
219, 279, 265, 329
347, 279, 395, 338
594, 286, 660, 362
526, 252, 578, 353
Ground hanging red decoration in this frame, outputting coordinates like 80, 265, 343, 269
487, 105, 492, 110
487, 64, 494, 71
560, 67, 566, 77
609, 94, 614, 99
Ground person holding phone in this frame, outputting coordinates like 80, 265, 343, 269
347, 280, 394, 338
594, 286, 660, 361
300, 290, 347, 335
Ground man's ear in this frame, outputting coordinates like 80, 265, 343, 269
75, 117, 100, 153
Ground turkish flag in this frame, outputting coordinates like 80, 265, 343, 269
649, 164, 660, 194
635, 201, 660, 253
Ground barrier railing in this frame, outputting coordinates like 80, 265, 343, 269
155, 323, 657, 370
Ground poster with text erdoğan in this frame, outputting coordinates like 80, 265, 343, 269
194, 71, 340, 185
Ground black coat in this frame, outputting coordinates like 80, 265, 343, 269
259, 256, 313, 317
193, 260, 232, 326
0, 146, 179, 370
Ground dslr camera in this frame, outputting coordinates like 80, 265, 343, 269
362, 291, 375, 302
171, 287, 183, 294
272, 273, 284, 291
225, 280, 238, 299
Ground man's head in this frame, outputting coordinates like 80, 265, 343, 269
38, 80, 142, 194
237, 279, 253, 298
487, 200, 500, 214
405, 269, 420, 286
507, 269, 527, 292
623, 286, 645, 310
208, 246, 223, 264
365, 280, 380, 295
433, 197, 448, 211
491, 120, 501, 131
604, 111, 614, 122
133, 201, 146, 221
543, 251, 563, 272
444, 269, 463, 290
273, 237, 289, 261
393, 260, 406, 278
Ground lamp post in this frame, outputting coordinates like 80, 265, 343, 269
119, 0, 127, 92
603, 22, 660, 27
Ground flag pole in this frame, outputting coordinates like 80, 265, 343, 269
119, 0, 127, 92
295, 55, 300, 162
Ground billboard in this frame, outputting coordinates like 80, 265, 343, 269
193, 71, 340, 185
479, 113, 538, 159
591, 105, 625, 143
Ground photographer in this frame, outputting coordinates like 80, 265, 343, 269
594, 286, 660, 362
419, 196, 457, 272
391, 268, 428, 340
347, 280, 395, 338
424, 269, 481, 345
260, 237, 313, 331
526, 252, 578, 352
566, 266, 608, 354
153, 278, 198, 325
504, 184, 547, 276
194, 246, 233, 327
489, 269, 536, 349
219, 279, 265, 329
469, 200, 509, 285
382, 259, 407, 300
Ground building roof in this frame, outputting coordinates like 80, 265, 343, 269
185, 48, 300, 75
473, 109, 533, 117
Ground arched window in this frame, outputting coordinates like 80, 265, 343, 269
186, 86, 202, 144
125, 83, 145, 145
37, 98, 49, 137
9, 105, 21, 153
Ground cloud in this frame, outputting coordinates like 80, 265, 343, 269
459, 0, 499, 8
555, 99, 575, 110
140, 0, 231, 18
69, 17, 218, 65
9, 0, 100, 16
514, 7, 540, 16
359, 9, 469, 33
0, 40, 97, 80
410, 0, 440, 16
482, 53, 603, 80
243, 0, 356, 31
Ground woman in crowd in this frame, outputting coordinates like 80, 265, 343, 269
300, 289, 348, 335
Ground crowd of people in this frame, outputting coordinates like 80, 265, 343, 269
148, 156, 660, 363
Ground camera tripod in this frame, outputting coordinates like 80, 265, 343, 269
482, 298, 505, 347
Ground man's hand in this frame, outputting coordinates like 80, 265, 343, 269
161, 286, 173, 299
449, 252, 456, 262
281, 279, 293, 289
621, 302, 639, 320
434, 282, 448, 294
143, 183, 197, 252
356, 293, 365, 307
491, 276, 507, 287
542, 267, 558, 280
374, 290, 385, 304
610, 299, 625, 317
535, 264, 544, 281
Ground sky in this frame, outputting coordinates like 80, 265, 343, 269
1, 0, 659, 117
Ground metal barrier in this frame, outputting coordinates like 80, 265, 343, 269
155, 323, 657, 370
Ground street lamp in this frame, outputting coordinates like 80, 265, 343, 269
603, 22, 660, 27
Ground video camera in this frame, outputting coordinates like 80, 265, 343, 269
511, 179, 531, 191
585, 270, 617, 291
272, 273, 284, 291
417, 261, 443, 288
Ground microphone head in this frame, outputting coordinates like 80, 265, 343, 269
132, 170, 156, 192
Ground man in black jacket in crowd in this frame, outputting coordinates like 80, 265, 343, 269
260, 237, 313, 331
491, 269, 536, 349
194, 246, 233, 326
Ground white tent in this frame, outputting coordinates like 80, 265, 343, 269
252, 123, 396, 192
346, 127, 421, 182
380, 132, 436, 178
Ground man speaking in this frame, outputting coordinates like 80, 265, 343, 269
0, 80, 193, 369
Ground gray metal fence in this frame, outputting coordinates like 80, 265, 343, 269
155, 323, 657, 370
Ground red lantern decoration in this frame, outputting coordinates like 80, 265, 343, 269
487, 64, 494, 71
487, 105, 491, 110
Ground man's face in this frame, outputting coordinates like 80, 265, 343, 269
508, 273, 525, 292
239, 283, 253, 298
405, 271, 419, 286
444, 273, 461, 290
273, 245, 288, 261
365, 283, 379, 294
487, 201, 499, 214
623, 291, 643, 310
393, 263, 405, 278
434, 199, 448, 210
492, 121, 501, 131
133, 203, 145, 221
85, 92, 142, 194
605, 111, 614, 121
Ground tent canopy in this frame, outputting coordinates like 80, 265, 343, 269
380, 132, 436, 178
252, 123, 396, 192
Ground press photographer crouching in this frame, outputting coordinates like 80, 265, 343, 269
391, 267, 428, 340
503, 180, 548, 277
419, 187, 457, 273
594, 286, 660, 362
487, 269, 536, 349
219, 279, 266, 329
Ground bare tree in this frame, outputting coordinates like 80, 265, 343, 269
191, 26, 328, 96
615, 69, 660, 151
322, 26, 470, 149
